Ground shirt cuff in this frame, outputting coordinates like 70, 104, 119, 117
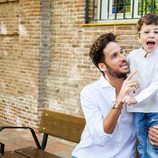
93, 120, 113, 145
135, 95, 142, 103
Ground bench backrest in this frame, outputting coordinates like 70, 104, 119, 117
39, 109, 86, 143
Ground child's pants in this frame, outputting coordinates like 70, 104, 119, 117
134, 112, 158, 158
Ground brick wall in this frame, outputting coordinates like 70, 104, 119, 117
0, 0, 141, 127
0, 0, 50, 127
47, 0, 141, 116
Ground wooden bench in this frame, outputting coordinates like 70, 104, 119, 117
0, 109, 139, 158
0, 109, 85, 158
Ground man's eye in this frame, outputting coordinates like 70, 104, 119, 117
112, 54, 117, 59
120, 50, 125, 54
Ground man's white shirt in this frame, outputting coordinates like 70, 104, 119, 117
72, 75, 136, 158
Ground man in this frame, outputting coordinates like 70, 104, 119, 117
71, 32, 158, 158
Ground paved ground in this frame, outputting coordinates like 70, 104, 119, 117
0, 127, 76, 158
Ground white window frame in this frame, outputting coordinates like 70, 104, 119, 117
98, 0, 141, 20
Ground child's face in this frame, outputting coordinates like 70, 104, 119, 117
139, 24, 158, 53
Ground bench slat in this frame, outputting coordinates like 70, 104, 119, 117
15, 146, 60, 158
39, 109, 85, 143
3, 151, 27, 158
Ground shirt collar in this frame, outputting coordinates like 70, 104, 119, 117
141, 47, 158, 57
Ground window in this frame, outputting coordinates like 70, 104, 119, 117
85, 0, 158, 23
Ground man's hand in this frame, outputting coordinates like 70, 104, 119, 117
148, 126, 158, 146
117, 71, 139, 103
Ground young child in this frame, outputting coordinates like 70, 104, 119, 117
124, 13, 158, 158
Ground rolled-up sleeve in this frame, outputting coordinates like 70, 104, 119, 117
80, 86, 113, 146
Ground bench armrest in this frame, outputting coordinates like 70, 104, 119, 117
0, 126, 41, 149
0, 142, 5, 156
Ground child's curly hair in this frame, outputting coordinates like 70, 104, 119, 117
137, 13, 158, 33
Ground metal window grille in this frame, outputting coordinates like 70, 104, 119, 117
85, 0, 158, 23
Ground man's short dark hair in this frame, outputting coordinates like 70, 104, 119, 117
89, 32, 116, 69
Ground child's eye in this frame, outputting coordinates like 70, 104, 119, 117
154, 31, 158, 34
143, 30, 150, 34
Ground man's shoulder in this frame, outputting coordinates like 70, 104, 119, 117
82, 80, 100, 89
81, 79, 100, 94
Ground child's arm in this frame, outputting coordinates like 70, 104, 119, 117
127, 51, 158, 104
135, 69, 158, 103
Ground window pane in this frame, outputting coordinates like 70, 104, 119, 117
85, 0, 158, 23
112, 0, 131, 13
112, 0, 124, 13
125, 0, 131, 13
138, 0, 157, 15
155, 0, 158, 13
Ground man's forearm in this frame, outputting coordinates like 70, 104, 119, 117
103, 101, 123, 134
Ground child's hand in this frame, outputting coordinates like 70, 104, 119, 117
122, 95, 137, 105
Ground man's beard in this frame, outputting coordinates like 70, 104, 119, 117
105, 62, 129, 78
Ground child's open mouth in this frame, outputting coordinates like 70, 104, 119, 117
147, 41, 155, 46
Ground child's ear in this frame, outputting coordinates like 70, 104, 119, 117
98, 63, 107, 72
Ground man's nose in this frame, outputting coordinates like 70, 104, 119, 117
119, 53, 126, 60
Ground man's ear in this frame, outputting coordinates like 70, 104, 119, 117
98, 63, 107, 72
